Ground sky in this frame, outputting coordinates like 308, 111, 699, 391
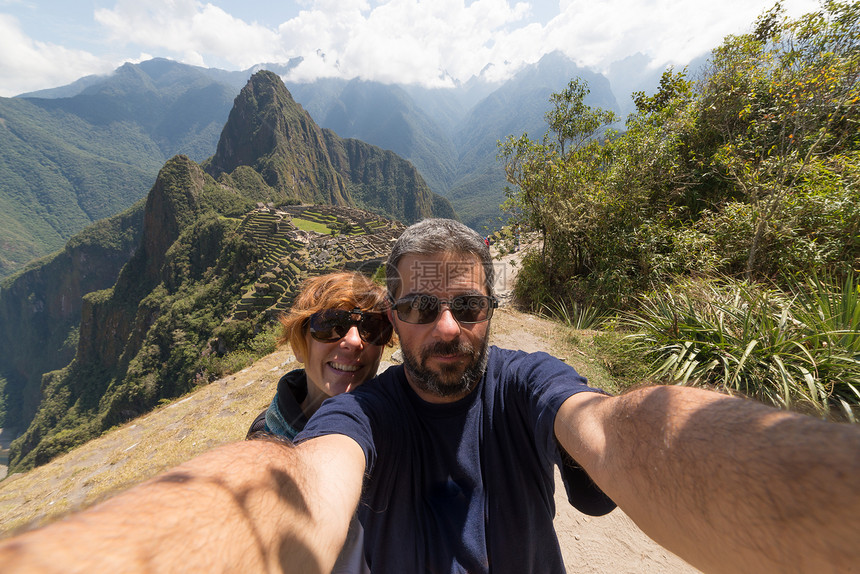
0, 0, 822, 98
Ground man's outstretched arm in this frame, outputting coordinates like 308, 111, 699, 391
555, 386, 860, 573
0, 434, 365, 574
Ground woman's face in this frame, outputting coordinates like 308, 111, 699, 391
296, 309, 386, 412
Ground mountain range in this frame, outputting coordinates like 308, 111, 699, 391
0, 52, 670, 471
0, 70, 451, 472
0, 53, 667, 279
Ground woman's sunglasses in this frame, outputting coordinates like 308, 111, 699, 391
392, 294, 498, 325
308, 307, 393, 346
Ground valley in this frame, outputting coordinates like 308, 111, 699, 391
0, 53, 657, 279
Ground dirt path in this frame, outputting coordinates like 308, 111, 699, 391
488, 245, 698, 573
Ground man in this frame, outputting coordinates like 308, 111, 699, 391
293, 218, 614, 572
1, 219, 858, 573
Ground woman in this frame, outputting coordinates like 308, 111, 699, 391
248, 271, 393, 438
247, 271, 393, 574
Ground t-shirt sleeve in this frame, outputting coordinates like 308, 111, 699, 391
498, 349, 616, 515
500, 349, 603, 462
294, 383, 380, 472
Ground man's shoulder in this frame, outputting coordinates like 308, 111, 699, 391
486, 345, 594, 390
487, 346, 563, 368
296, 365, 409, 444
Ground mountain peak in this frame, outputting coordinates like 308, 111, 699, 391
205, 70, 347, 205
208, 70, 308, 166
141, 155, 206, 282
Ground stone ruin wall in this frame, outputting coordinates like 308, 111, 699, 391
231, 204, 405, 322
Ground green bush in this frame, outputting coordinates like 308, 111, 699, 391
203, 350, 256, 379
624, 275, 860, 421
539, 296, 608, 330
589, 331, 653, 392
503, 2, 860, 308
248, 325, 278, 356
511, 252, 557, 311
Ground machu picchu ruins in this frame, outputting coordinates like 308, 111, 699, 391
230, 204, 406, 322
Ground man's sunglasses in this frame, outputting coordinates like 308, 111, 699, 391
392, 294, 498, 325
308, 308, 393, 346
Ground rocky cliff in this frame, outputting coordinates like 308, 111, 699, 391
2, 70, 457, 471
205, 71, 455, 222
0, 207, 143, 430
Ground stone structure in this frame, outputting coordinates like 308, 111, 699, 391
231, 204, 405, 321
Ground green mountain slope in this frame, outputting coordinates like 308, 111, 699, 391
0, 59, 238, 278
450, 52, 619, 230
0, 98, 159, 276
314, 79, 458, 195
3, 70, 453, 472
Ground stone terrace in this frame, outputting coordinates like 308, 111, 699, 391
230, 205, 405, 321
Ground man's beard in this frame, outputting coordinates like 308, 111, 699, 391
401, 336, 489, 399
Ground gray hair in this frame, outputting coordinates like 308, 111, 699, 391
386, 218, 494, 299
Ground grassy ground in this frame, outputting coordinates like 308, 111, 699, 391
290, 217, 331, 234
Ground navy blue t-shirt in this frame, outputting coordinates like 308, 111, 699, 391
296, 346, 613, 573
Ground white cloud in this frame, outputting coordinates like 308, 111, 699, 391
280, 0, 535, 86
275, 0, 822, 87
94, 0, 286, 69
0, 0, 826, 96
543, 0, 821, 72
277, 1, 368, 80
0, 14, 112, 96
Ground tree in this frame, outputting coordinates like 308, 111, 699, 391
500, 79, 619, 306
501, 1, 860, 311
702, 0, 860, 278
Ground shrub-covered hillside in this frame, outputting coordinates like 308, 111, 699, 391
502, 1, 860, 420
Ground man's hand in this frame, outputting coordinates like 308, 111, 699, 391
555, 386, 860, 573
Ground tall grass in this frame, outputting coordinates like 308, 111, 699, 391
539, 297, 608, 330
624, 274, 860, 422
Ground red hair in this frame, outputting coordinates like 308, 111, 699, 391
278, 271, 392, 359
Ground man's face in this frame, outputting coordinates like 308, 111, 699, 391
390, 253, 491, 403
